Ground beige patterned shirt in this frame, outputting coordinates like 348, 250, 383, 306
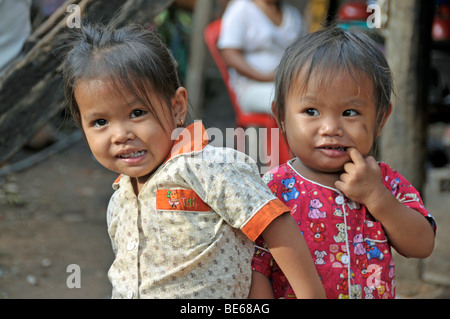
106, 122, 288, 298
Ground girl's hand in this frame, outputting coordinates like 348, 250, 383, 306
335, 147, 389, 208
336, 148, 435, 258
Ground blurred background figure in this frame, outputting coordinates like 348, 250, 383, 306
0, 0, 32, 76
218, 0, 307, 114
0, 0, 61, 150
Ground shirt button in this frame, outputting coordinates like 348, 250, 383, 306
335, 195, 345, 205
127, 290, 133, 299
127, 241, 136, 251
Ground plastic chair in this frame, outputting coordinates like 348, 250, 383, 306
203, 19, 290, 167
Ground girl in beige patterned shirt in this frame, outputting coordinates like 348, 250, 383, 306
62, 23, 324, 299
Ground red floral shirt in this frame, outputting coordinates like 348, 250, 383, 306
252, 160, 436, 299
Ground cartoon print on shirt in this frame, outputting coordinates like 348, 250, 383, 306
308, 199, 326, 219
386, 175, 421, 205
337, 268, 353, 292
167, 190, 180, 208
310, 222, 326, 242
356, 257, 370, 280
365, 240, 384, 260
314, 250, 327, 265
269, 183, 278, 196
364, 286, 375, 299
388, 259, 395, 278
353, 233, 366, 255
397, 192, 420, 204
346, 200, 360, 211
333, 223, 346, 243
280, 177, 299, 202
333, 208, 344, 218
350, 284, 363, 299
390, 177, 401, 195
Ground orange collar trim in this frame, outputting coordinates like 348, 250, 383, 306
164, 120, 209, 163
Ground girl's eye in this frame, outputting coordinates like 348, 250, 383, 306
93, 119, 108, 127
130, 109, 147, 118
304, 108, 320, 116
343, 109, 359, 117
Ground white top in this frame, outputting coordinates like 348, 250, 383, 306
0, 0, 32, 75
218, 0, 305, 93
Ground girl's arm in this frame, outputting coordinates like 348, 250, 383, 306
248, 271, 275, 299
220, 48, 275, 82
259, 212, 326, 299
335, 148, 435, 258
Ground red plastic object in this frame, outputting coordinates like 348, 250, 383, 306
433, 5, 450, 41
338, 1, 370, 21
433, 18, 450, 41
203, 19, 291, 167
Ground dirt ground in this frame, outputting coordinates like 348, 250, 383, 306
0, 139, 116, 299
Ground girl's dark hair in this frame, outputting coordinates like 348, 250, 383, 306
62, 23, 181, 130
274, 26, 393, 139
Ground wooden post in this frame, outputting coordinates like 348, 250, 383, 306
380, 0, 434, 283
380, 0, 434, 195
185, 0, 213, 118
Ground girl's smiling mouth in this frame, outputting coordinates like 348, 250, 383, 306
317, 145, 348, 157
319, 146, 347, 151
116, 150, 146, 159
115, 150, 147, 164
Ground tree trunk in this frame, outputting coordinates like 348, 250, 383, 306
380, 0, 434, 195
380, 0, 434, 284
185, 0, 213, 118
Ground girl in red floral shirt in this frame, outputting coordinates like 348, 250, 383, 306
249, 26, 436, 299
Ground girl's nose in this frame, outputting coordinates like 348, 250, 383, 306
111, 123, 134, 144
318, 117, 344, 137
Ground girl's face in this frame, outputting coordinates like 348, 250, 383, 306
75, 78, 187, 185
282, 69, 380, 184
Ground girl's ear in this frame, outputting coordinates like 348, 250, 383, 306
272, 100, 285, 134
171, 87, 188, 126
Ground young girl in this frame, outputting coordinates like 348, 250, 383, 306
249, 26, 437, 299
62, 23, 324, 299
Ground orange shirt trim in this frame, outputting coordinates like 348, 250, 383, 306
242, 198, 289, 241
164, 121, 209, 164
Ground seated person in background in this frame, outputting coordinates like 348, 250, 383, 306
218, 0, 306, 114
